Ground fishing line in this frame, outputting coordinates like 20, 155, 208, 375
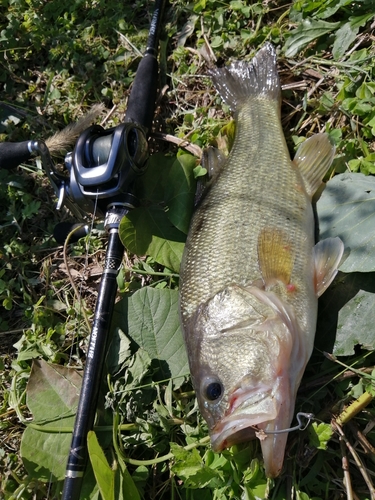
255, 412, 315, 437
65, 191, 99, 366
67, 192, 99, 364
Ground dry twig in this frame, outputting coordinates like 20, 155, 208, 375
333, 421, 375, 500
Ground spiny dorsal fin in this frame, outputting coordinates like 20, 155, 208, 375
293, 133, 335, 198
258, 227, 294, 286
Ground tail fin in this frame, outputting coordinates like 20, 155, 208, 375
208, 43, 280, 112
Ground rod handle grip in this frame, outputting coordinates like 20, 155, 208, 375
124, 53, 158, 133
0, 141, 32, 169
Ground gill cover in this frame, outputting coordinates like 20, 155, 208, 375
186, 283, 305, 476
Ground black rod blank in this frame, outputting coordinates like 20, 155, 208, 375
61, 228, 124, 499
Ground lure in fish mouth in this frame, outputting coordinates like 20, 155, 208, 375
179, 42, 344, 477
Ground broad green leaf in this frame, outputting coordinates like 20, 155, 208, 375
135, 153, 175, 203
88, 431, 115, 500
170, 443, 222, 489
24, 359, 82, 422
112, 288, 189, 388
332, 22, 358, 60
316, 271, 375, 353
21, 359, 82, 480
115, 456, 141, 500
317, 173, 375, 272
230, 0, 244, 10
291, 0, 352, 21
284, 19, 340, 57
332, 10, 374, 59
128, 288, 189, 387
317, 0, 353, 19
107, 328, 132, 375
126, 348, 152, 389
333, 289, 375, 355
133, 152, 197, 235
308, 422, 333, 450
164, 154, 197, 234
357, 82, 375, 100
21, 428, 73, 482
349, 13, 375, 30
332, 12, 374, 59
193, 0, 206, 14
343, 98, 374, 116
119, 205, 186, 273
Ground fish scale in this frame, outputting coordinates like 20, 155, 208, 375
180, 99, 315, 334
179, 43, 344, 477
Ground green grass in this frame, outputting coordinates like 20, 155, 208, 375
1, 0, 375, 499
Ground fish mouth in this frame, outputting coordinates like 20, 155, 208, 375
209, 375, 296, 478
210, 384, 278, 451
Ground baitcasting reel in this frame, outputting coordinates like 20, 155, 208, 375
0, 120, 149, 220
62, 122, 149, 216
0, 120, 149, 242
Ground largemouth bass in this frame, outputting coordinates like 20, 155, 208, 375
179, 43, 344, 478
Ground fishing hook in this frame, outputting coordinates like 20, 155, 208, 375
256, 412, 315, 437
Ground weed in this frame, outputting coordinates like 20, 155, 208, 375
1, 0, 375, 499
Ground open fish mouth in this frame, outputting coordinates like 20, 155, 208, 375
210, 385, 278, 451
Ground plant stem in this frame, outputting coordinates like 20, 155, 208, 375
120, 436, 211, 466
336, 391, 373, 426
333, 421, 375, 500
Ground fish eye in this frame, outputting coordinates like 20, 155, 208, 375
204, 379, 223, 402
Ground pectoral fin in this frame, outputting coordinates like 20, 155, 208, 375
313, 237, 344, 297
257, 227, 294, 287
195, 147, 226, 205
293, 134, 335, 197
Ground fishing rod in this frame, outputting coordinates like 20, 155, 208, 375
61, 1, 166, 498
0, 0, 166, 497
